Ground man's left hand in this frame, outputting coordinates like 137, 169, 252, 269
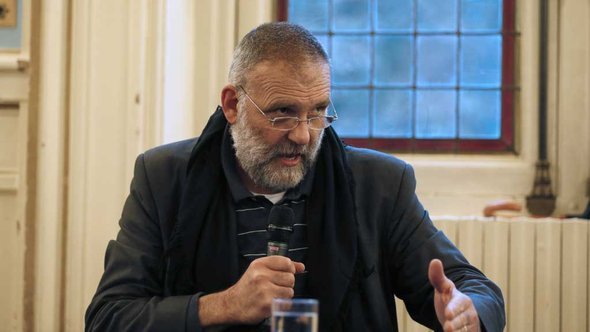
428, 259, 481, 332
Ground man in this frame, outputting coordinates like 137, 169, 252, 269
86, 22, 505, 331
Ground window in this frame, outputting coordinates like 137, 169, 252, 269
279, 0, 517, 152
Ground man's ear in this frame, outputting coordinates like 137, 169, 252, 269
221, 85, 239, 124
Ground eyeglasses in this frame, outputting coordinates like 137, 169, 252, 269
237, 85, 338, 131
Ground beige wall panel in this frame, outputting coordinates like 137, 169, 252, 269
483, 220, 509, 305
561, 221, 588, 332
193, 0, 237, 134
457, 219, 484, 269
0, 106, 18, 169
555, 0, 590, 214
66, 0, 157, 329
394, 297, 406, 331
534, 221, 560, 332
0, 65, 25, 332
404, 318, 430, 332
432, 217, 458, 245
63, 0, 90, 327
0, 72, 28, 101
0, 172, 18, 190
236, 0, 273, 39
507, 221, 534, 332
0, 193, 22, 331
79, 0, 134, 307
162, 0, 196, 143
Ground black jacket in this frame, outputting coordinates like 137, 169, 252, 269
86, 126, 505, 331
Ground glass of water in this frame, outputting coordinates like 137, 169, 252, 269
271, 298, 319, 332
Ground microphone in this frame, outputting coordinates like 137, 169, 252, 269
267, 205, 295, 256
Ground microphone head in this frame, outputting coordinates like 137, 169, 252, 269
267, 205, 295, 256
268, 205, 295, 227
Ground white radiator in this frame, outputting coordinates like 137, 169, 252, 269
395, 217, 589, 332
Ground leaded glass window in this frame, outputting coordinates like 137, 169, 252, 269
281, 0, 517, 152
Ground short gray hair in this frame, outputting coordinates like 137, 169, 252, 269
228, 22, 329, 88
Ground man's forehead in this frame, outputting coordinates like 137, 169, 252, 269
246, 60, 330, 87
243, 60, 331, 103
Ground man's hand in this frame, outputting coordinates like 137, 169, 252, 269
428, 259, 480, 332
198, 256, 305, 326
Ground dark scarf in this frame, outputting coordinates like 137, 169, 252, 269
164, 106, 361, 330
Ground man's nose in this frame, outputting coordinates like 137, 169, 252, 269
287, 120, 311, 146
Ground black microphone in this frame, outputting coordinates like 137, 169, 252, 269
267, 205, 295, 256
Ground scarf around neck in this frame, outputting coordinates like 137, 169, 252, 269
165, 106, 361, 330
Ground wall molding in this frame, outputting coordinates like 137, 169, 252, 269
161, 0, 196, 144
0, 170, 18, 192
65, 0, 147, 330
137, 0, 165, 151
191, 0, 237, 139
35, 0, 69, 329
63, 0, 90, 329
0, 72, 28, 101
0, 54, 29, 72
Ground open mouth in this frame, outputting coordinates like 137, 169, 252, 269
284, 153, 300, 160
278, 153, 302, 166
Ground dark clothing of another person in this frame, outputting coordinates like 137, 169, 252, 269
85, 108, 505, 331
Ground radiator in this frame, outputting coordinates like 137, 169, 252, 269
394, 217, 589, 332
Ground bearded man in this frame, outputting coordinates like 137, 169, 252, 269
86, 22, 505, 332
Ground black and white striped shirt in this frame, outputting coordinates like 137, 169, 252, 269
221, 134, 315, 297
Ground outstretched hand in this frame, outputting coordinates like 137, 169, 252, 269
428, 259, 480, 332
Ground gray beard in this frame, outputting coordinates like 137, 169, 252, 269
230, 112, 323, 193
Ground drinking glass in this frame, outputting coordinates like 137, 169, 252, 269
271, 298, 318, 332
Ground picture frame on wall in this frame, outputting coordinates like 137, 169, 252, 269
0, 0, 21, 50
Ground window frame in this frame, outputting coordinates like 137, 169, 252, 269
278, 0, 517, 153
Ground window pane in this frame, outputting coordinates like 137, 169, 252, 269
332, 36, 371, 86
417, 36, 458, 87
374, 89, 413, 138
460, 35, 502, 88
416, 90, 456, 138
332, 89, 370, 137
287, 0, 514, 150
374, 36, 413, 86
333, 0, 370, 32
288, 0, 329, 32
376, 0, 414, 32
417, 0, 457, 32
461, 0, 502, 32
459, 90, 501, 139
